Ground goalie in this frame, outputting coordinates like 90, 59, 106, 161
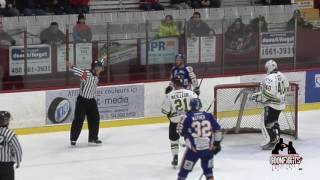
250, 60, 289, 150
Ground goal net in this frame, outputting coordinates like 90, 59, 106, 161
214, 82, 298, 139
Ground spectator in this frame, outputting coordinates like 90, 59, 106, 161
199, 0, 220, 8
287, 10, 313, 30
3, 0, 20, 16
0, 23, 16, 46
170, 0, 190, 9
186, 12, 214, 37
225, 18, 253, 51
16, 0, 47, 16
158, 15, 180, 37
69, 0, 89, 14
40, 22, 65, 45
140, 0, 164, 11
46, 0, 67, 15
73, 13, 92, 43
249, 15, 268, 32
0, 0, 5, 15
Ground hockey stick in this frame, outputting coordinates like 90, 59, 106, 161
206, 99, 214, 112
198, 173, 204, 180
198, 63, 210, 88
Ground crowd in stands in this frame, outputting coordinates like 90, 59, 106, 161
0, 10, 316, 47
0, 0, 90, 16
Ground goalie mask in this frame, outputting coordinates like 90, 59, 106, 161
189, 98, 202, 111
265, 59, 278, 74
0, 111, 11, 127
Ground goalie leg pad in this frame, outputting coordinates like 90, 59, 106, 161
263, 107, 281, 143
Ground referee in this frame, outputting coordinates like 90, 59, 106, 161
0, 111, 22, 180
68, 58, 104, 146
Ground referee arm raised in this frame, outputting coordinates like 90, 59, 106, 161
67, 58, 105, 147
0, 111, 22, 180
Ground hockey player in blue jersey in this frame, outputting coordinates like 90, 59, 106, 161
177, 98, 222, 180
165, 53, 200, 95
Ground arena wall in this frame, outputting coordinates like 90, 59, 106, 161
0, 71, 319, 135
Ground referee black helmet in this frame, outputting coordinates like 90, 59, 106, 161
91, 59, 104, 70
0, 111, 11, 127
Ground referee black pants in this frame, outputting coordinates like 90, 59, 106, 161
70, 96, 100, 142
0, 162, 14, 180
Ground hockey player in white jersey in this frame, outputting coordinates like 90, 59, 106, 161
250, 59, 289, 150
161, 75, 198, 167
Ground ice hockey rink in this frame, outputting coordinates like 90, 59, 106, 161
16, 110, 319, 180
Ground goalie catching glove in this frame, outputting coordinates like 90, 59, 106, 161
249, 92, 262, 103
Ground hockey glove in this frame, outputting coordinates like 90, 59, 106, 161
165, 86, 173, 94
213, 141, 221, 155
193, 87, 200, 96
249, 92, 261, 103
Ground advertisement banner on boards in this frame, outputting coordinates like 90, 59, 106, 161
305, 70, 320, 103
240, 71, 306, 104
200, 36, 216, 62
260, 31, 294, 59
140, 37, 179, 65
187, 36, 216, 63
9, 44, 51, 76
57, 44, 74, 72
75, 43, 92, 69
46, 84, 144, 125
295, 0, 314, 9
186, 37, 199, 64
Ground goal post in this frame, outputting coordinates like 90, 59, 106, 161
214, 82, 298, 139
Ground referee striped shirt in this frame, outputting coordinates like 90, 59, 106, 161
71, 66, 99, 99
0, 127, 22, 166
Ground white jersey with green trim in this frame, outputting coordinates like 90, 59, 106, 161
161, 89, 198, 123
261, 71, 289, 110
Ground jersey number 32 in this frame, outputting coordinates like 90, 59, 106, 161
191, 120, 212, 138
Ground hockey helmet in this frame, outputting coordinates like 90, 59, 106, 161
173, 74, 184, 88
189, 98, 202, 111
175, 53, 185, 68
265, 59, 278, 74
0, 111, 11, 127
175, 53, 184, 61
91, 59, 104, 70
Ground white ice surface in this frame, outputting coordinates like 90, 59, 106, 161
16, 110, 319, 180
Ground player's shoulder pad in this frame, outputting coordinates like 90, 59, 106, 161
265, 74, 275, 83
185, 65, 194, 73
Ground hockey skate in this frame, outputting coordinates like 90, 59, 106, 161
89, 139, 102, 145
262, 138, 279, 150
71, 141, 76, 147
171, 155, 178, 167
